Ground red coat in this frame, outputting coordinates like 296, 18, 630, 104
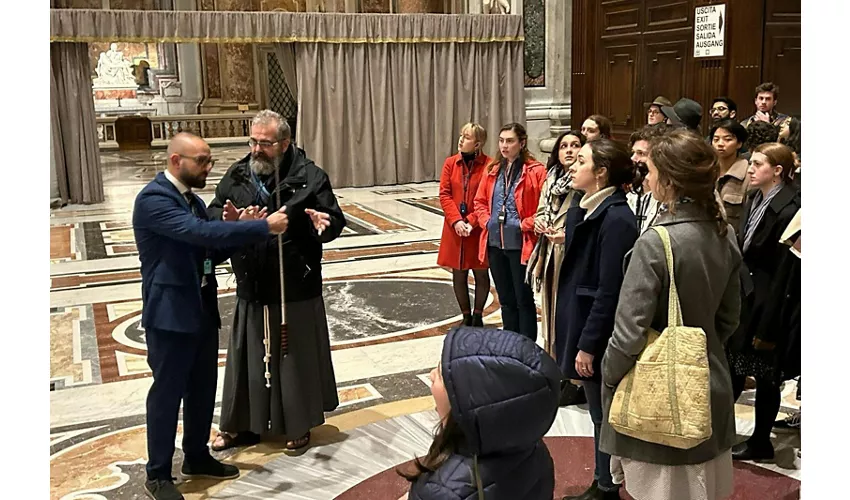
473, 158, 547, 265
437, 153, 492, 270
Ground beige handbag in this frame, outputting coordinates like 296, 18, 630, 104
608, 226, 712, 450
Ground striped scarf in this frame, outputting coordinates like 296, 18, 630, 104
743, 183, 784, 253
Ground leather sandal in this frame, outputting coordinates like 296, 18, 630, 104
285, 432, 310, 450
211, 431, 261, 452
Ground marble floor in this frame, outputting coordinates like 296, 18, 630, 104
50, 147, 800, 499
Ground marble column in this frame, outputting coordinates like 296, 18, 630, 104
156, 0, 204, 115
200, 0, 261, 113
525, 0, 572, 159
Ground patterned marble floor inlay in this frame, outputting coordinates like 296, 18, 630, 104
49, 150, 801, 499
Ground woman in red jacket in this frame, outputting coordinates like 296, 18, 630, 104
473, 123, 546, 340
437, 123, 493, 326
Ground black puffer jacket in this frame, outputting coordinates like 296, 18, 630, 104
207, 145, 346, 304
409, 327, 561, 500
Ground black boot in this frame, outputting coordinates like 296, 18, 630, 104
563, 480, 597, 500
461, 313, 472, 326
471, 313, 484, 327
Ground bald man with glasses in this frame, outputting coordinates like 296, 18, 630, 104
133, 133, 290, 500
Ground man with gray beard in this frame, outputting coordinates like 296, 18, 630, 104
207, 110, 346, 451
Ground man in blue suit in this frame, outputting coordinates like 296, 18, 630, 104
133, 133, 290, 500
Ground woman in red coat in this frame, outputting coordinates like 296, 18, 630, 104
473, 123, 547, 340
437, 123, 493, 327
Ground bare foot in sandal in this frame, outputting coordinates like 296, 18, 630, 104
285, 432, 310, 450
212, 431, 261, 452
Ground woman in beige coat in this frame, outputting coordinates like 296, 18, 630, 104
527, 130, 585, 357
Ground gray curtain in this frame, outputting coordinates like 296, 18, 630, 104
296, 41, 525, 188
50, 10, 524, 43
272, 43, 299, 108
51, 42, 104, 204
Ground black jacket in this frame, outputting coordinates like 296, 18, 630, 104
554, 189, 638, 381
730, 184, 800, 378
207, 145, 346, 303
408, 327, 561, 500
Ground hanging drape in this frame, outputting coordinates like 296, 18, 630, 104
50, 10, 524, 43
50, 9, 525, 189
295, 41, 524, 187
50, 42, 104, 204
272, 43, 299, 115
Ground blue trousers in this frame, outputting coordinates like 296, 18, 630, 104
145, 327, 219, 480
583, 380, 616, 491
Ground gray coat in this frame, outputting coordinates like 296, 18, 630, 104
599, 203, 742, 466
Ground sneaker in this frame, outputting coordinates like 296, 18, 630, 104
774, 411, 800, 431
181, 455, 240, 480
145, 478, 184, 500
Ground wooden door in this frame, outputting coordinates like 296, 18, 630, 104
762, 0, 801, 117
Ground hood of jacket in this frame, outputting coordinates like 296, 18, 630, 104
441, 326, 561, 457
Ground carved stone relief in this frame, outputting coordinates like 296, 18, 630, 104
482, 0, 510, 14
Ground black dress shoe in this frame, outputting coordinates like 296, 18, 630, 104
559, 381, 587, 407
471, 313, 484, 327
462, 313, 472, 326
145, 478, 184, 500
563, 480, 597, 500
732, 440, 775, 461
181, 455, 240, 480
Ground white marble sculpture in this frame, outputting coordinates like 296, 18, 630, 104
93, 43, 137, 87
483, 0, 510, 14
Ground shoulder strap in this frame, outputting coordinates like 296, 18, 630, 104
473, 454, 484, 500
651, 226, 684, 327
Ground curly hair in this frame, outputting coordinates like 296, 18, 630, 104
649, 128, 727, 237
629, 123, 671, 147
745, 121, 779, 151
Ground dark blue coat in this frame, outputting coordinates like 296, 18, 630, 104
133, 172, 270, 334
409, 327, 561, 500
554, 189, 638, 381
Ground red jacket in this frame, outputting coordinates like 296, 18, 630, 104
437, 152, 492, 270
473, 158, 547, 265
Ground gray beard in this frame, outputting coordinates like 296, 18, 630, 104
249, 156, 277, 176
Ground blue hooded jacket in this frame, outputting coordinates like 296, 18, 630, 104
409, 327, 562, 500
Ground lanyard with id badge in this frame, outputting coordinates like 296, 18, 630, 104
185, 192, 214, 288
498, 162, 518, 225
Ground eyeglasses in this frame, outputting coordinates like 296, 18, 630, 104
248, 138, 280, 148
711, 106, 729, 112
179, 154, 215, 167
647, 109, 662, 115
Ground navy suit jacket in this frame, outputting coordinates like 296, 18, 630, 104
133, 172, 270, 334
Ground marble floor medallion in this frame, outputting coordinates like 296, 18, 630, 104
325, 279, 492, 345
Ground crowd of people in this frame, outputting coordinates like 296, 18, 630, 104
132, 81, 800, 500
416, 81, 801, 500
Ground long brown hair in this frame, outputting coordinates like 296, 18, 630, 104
487, 122, 537, 172
397, 412, 467, 482
649, 128, 728, 237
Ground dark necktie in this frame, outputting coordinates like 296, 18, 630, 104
184, 192, 200, 217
